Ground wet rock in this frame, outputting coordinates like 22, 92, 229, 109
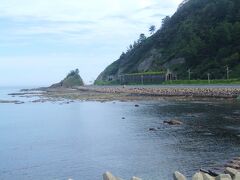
192, 172, 204, 180
173, 171, 186, 180
122, 117, 126, 119
131, 176, 142, 180
135, 104, 139, 107
0, 100, 23, 104
233, 157, 240, 161
215, 174, 232, 180
164, 119, 183, 125
14, 101, 25, 104
103, 172, 120, 180
225, 163, 240, 169
149, 128, 157, 131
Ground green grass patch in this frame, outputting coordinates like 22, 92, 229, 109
94, 80, 120, 86
163, 79, 240, 85
124, 71, 165, 76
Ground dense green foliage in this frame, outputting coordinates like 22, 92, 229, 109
96, 0, 240, 83
51, 69, 84, 88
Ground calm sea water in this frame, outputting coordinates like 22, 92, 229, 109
1, 87, 240, 180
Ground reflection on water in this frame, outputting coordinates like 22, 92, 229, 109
0, 88, 240, 180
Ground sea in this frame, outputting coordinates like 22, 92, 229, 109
0, 87, 240, 180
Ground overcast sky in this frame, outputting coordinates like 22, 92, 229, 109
0, 0, 182, 86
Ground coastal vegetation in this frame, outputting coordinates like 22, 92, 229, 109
163, 79, 240, 85
50, 69, 84, 88
96, 0, 240, 84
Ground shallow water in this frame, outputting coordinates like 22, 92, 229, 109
0, 87, 240, 180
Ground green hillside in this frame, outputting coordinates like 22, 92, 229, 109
96, 0, 240, 84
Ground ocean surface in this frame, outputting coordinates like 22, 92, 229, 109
1, 87, 240, 180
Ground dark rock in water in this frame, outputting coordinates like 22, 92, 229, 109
122, 117, 125, 119
224, 163, 240, 169
135, 104, 139, 107
0, 100, 24, 104
15, 101, 24, 105
164, 119, 183, 125
50, 69, 84, 88
149, 128, 157, 131
233, 157, 240, 161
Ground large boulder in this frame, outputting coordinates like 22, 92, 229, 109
192, 172, 204, 180
201, 173, 215, 180
173, 171, 187, 180
103, 172, 121, 180
215, 174, 232, 180
225, 167, 240, 180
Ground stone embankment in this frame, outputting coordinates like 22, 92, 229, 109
77, 86, 240, 98
103, 167, 240, 180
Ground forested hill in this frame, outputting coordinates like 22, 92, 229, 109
96, 0, 240, 83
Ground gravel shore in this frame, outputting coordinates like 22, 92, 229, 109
75, 85, 240, 99
6, 85, 240, 103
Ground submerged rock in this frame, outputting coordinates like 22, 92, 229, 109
149, 128, 157, 131
164, 119, 183, 125
131, 176, 142, 180
237, 95, 240, 100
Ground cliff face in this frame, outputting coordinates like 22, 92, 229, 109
96, 0, 240, 83
50, 69, 84, 88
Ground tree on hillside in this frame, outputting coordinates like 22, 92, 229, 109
149, 25, 156, 35
138, 33, 147, 44
161, 16, 171, 29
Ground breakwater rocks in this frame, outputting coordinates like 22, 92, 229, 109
103, 167, 240, 180
77, 86, 240, 99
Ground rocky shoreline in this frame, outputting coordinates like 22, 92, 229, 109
1, 85, 240, 104
4, 85, 239, 104
102, 156, 240, 180
103, 167, 240, 180
75, 86, 240, 99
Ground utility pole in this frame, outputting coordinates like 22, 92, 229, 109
207, 73, 210, 84
141, 75, 144, 85
187, 69, 192, 80
120, 75, 122, 85
226, 66, 230, 80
